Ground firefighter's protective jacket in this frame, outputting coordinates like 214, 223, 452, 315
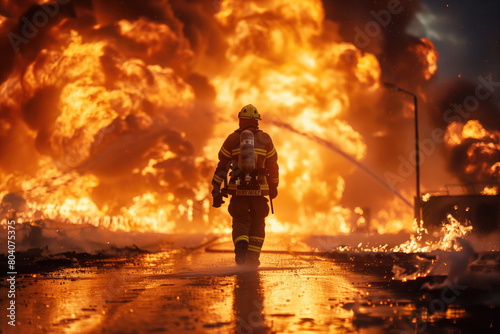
212, 127, 279, 196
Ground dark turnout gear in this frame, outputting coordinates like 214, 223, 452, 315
229, 196, 268, 266
269, 183, 278, 200
212, 128, 279, 196
211, 105, 279, 267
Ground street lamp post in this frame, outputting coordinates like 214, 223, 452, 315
383, 83, 421, 224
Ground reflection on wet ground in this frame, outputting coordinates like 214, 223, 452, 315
1, 235, 499, 333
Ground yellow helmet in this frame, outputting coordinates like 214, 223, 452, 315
238, 104, 262, 120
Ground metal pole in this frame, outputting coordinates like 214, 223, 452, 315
383, 83, 421, 223
413, 94, 421, 224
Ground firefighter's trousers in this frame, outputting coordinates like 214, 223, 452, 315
228, 195, 269, 261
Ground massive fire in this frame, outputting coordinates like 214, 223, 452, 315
0, 0, 442, 236
445, 120, 500, 186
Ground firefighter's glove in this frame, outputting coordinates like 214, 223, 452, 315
211, 180, 221, 198
212, 181, 225, 208
213, 194, 225, 208
269, 184, 278, 200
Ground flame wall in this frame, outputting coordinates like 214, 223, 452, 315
0, 0, 451, 234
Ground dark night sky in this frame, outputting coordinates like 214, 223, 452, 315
322, 0, 499, 98
410, 0, 500, 85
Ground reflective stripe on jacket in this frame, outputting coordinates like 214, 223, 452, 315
212, 127, 279, 196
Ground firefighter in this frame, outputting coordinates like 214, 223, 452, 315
211, 104, 279, 267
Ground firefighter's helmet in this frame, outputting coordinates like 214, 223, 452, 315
238, 104, 262, 120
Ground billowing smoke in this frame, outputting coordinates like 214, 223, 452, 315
430, 78, 500, 187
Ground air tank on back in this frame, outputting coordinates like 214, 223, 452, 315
240, 130, 255, 182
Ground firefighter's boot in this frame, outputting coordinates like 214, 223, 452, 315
246, 236, 264, 268
246, 252, 260, 268
234, 240, 248, 266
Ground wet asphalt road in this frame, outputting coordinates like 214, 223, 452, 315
1, 235, 498, 333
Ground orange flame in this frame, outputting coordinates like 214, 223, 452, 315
409, 38, 438, 80
481, 186, 498, 196
0, 0, 439, 236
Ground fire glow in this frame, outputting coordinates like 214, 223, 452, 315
1, 0, 487, 238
